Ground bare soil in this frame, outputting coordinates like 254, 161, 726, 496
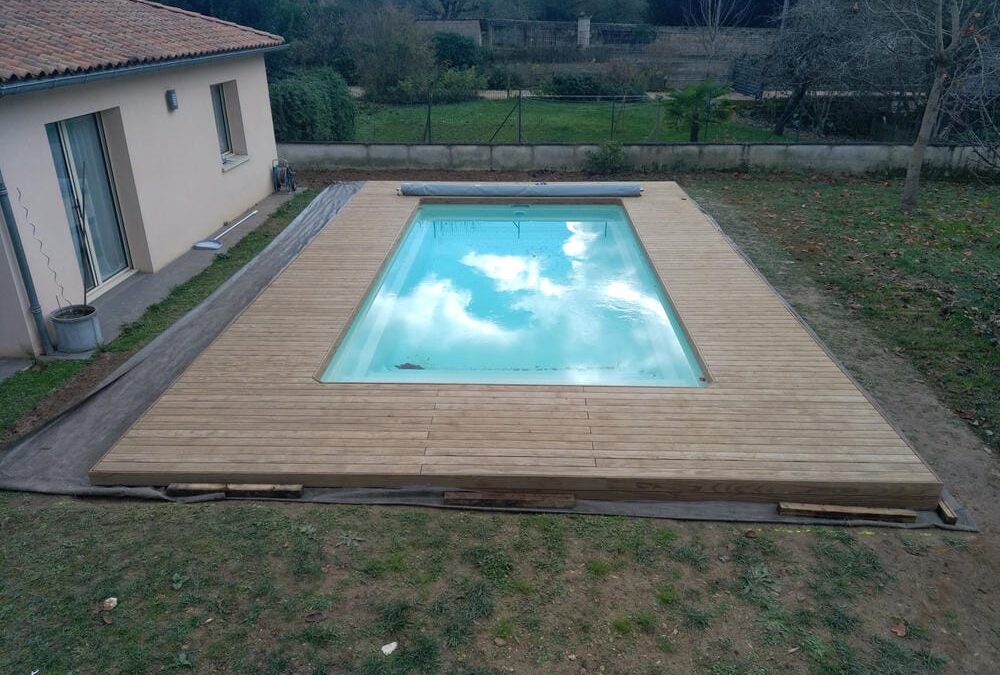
0, 350, 130, 447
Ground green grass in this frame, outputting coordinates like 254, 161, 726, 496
0, 189, 316, 439
355, 99, 785, 144
0, 359, 88, 432
0, 496, 969, 673
684, 176, 1000, 451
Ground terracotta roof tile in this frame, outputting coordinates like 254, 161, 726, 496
0, 0, 284, 84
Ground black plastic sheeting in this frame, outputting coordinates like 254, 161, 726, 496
398, 182, 643, 197
0, 182, 976, 532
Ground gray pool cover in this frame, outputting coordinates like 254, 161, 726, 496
398, 182, 643, 197
0, 182, 975, 531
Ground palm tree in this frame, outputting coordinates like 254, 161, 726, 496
664, 79, 735, 142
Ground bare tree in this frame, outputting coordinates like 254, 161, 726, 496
866, 0, 999, 211
347, 3, 434, 101
762, 0, 870, 136
421, 0, 481, 19
684, 0, 753, 58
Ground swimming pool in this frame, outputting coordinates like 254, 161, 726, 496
321, 202, 705, 387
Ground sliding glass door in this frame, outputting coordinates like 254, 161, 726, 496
47, 113, 130, 292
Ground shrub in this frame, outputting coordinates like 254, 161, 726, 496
270, 68, 356, 142
382, 67, 486, 104
583, 143, 630, 175
431, 67, 487, 103
352, 4, 434, 103
432, 32, 484, 69
485, 65, 524, 91
543, 72, 644, 100
663, 79, 734, 142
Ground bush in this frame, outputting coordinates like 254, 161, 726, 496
432, 32, 484, 69
352, 4, 434, 103
583, 143, 630, 175
663, 79, 734, 143
270, 68, 356, 142
542, 72, 643, 99
380, 67, 486, 105
431, 67, 487, 103
485, 65, 524, 91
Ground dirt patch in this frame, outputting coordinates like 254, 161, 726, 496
0, 350, 131, 447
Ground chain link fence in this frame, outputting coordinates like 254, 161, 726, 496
352, 93, 791, 145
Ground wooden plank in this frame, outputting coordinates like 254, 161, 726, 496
936, 499, 958, 525
778, 501, 919, 522
225, 484, 304, 498
444, 491, 576, 509
165, 483, 227, 496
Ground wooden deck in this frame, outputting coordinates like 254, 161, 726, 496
89, 182, 943, 508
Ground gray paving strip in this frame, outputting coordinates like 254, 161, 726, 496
0, 181, 975, 531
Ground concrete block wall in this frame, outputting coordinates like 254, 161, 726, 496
279, 142, 994, 176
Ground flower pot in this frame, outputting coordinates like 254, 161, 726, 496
50, 304, 103, 353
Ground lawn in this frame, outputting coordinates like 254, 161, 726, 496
354, 99, 785, 144
0, 189, 316, 442
683, 177, 999, 453
1, 493, 990, 674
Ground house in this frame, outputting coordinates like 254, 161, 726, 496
0, 0, 285, 357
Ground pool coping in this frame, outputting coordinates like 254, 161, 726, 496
89, 182, 943, 508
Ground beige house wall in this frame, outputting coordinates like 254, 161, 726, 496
0, 209, 36, 355
0, 54, 277, 356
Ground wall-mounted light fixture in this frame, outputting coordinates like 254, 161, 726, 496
165, 89, 179, 111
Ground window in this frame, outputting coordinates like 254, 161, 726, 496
47, 113, 131, 291
210, 81, 248, 168
210, 83, 232, 159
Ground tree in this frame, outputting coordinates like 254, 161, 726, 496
432, 32, 485, 69
664, 79, 735, 141
648, 0, 786, 26
347, 3, 435, 101
762, 0, 868, 136
684, 0, 753, 57
865, 0, 999, 211
421, 0, 482, 19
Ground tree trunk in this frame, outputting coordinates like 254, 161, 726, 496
689, 120, 700, 143
773, 82, 809, 136
902, 64, 947, 212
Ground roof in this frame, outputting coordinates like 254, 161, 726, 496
0, 0, 284, 86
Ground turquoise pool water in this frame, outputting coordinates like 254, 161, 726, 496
321, 203, 705, 387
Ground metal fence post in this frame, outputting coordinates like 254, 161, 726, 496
424, 93, 432, 144
610, 100, 616, 140
517, 92, 523, 144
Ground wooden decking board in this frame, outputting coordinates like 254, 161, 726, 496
89, 182, 943, 508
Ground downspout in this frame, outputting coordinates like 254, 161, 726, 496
0, 169, 53, 354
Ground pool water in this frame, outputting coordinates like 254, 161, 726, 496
321, 203, 705, 387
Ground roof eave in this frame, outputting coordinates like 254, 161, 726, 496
0, 43, 287, 98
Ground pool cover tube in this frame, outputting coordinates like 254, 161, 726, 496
398, 182, 642, 198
